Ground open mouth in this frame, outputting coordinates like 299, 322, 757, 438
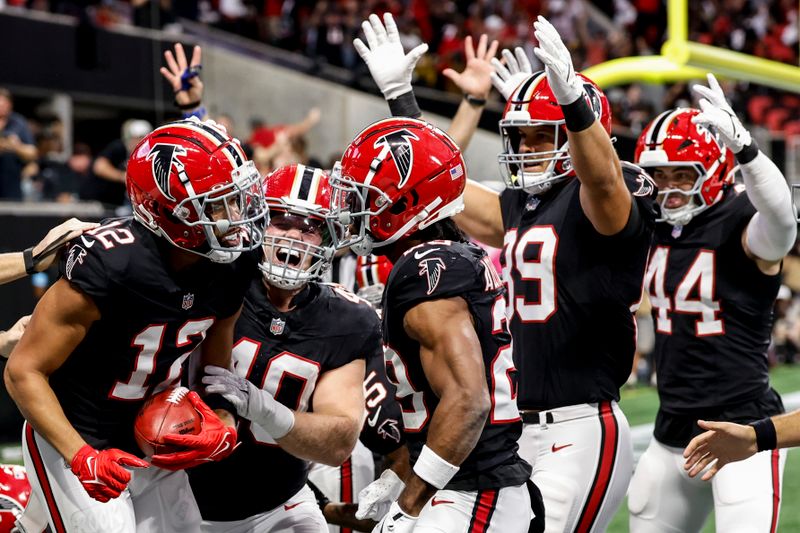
275, 247, 302, 267
221, 230, 243, 247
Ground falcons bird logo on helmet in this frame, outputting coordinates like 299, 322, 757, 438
374, 129, 418, 189
146, 144, 188, 202
419, 257, 446, 295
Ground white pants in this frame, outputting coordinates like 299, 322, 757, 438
413, 483, 532, 533
518, 401, 633, 533
200, 485, 327, 533
20, 422, 201, 533
307, 440, 374, 533
629, 438, 787, 533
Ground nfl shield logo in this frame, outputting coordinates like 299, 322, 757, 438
182, 293, 194, 310
270, 318, 286, 335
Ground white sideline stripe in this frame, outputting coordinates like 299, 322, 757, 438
631, 391, 800, 464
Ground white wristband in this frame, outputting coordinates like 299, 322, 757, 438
251, 390, 296, 440
413, 445, 459, 489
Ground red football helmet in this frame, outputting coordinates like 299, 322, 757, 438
261, 164, 340, 289
498, 71, 611, 192
0, 464, 29, 533
329, 118, 466, 255
127, 118, 268, 263
355, 254, 394, 308
635, 108, 735, 225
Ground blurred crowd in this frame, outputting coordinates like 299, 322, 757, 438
0, 0, 800, 135
4, 0, 798, 136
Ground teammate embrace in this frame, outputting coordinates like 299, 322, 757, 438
2, 12, 797, 533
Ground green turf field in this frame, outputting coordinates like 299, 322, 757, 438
608, 364, 800, 533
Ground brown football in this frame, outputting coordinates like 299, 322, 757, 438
134, 386, 202, 457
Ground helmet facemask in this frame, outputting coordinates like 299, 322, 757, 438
498, 115, 571, 194
167, 160, 268, 263
327, 161, 394, 256
260, 209, 338, 290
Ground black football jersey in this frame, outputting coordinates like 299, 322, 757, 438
188, 279, 382, 521
499, 164, 658, 409
382, 240, 531, 491
646, 186, 783, 416
360, 344, 405, 456
52, 218, 255, 454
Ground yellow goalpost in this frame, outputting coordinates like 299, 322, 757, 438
582, 0, 800, 92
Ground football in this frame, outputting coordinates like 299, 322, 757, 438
134, 387, 202, 457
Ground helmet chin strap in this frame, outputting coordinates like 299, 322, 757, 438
352, 235, 374, 256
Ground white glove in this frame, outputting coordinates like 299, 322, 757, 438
532, 16, 583, 105
354, 13, 429, 100
371, 501, 417, 533
355, 469, 406, 520
203, 365, 295, 439
691, 73, 752, 153
491, 47, 533, 100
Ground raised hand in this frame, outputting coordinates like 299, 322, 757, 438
532, 16, 583, 105
160, 43, 204, 108
353, 13, 428, 100
491, 47, 533, 101
442, 34, 498, 101
691, 73, 751, 153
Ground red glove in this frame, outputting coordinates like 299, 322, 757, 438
70, 444, 149, 502
150, 391, 238, 471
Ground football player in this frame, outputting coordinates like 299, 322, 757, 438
355, 13, 657, 532
5, 119, 267, 532
628, 74, 796, 532
325, 117, 539, 533
194, 164, 378, 532
306, 253, 409, 533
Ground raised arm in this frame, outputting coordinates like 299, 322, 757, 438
691, 74, 797, 275
160, 43, 207, 120
533, 17, 631, 235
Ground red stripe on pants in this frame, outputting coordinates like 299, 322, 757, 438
770, 449, 780, 533
341, 458, 353, 533
25, 423, 67, 533
469, 489, 498, 533
575, 401, 619, 533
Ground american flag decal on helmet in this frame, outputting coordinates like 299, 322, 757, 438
374, 129, 419, 189
146, 144, 188, 202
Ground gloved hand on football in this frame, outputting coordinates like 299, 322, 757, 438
150, 391, 237, 470
203, 365, 296, 439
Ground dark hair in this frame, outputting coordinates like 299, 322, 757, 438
408, 217, 469, 244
